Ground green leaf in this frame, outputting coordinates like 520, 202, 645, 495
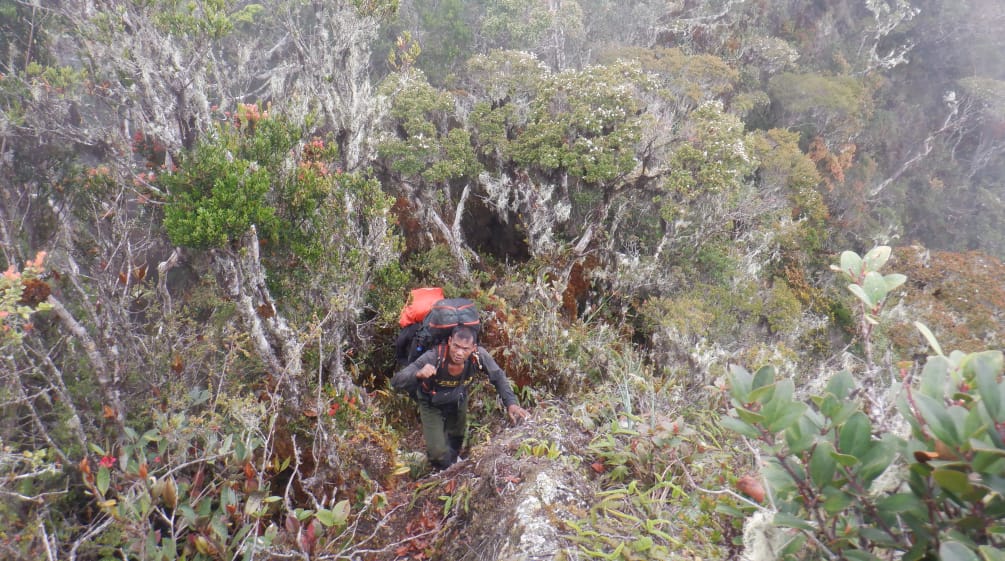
785, 415, 818, 455
748, 383, 777, 404
773, 512, 815, 531
877, 493, 925, 515
843, 549, 883, 561
933, 468, 973, 495
859, 435, 899, 484
840, 250, 863, 278
972, 354, 1005, 422
752, 365, 776, 391
941, 541, 980, 561
720, 415, 761, 438
766, 401, 807, 433
920, 355, 951, 398
915, 322, 945, 357
330, 499, 350, 526
735, 407, 766, 426
825, 370, 855, 400
831, 450, 860, 467
863, 245, 892, 271
838, 412, 872, 457
822, 488, 853, 514
978, 545, 1005, 561
315, 509, 335, 527
809, 441, 837, 488
863, 271, 889, 306
728, 364, 753, 403
916, 393, 962, 446
848, 283, 873, 308
97, 466, 110, 496
884, 273, 907, 292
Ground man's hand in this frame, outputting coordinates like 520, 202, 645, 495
415, 364, 436, 380
507, 404, 530, 425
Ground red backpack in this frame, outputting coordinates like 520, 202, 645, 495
394, 291, 480, 366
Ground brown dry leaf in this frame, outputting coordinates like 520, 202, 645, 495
736, 474, 766, 503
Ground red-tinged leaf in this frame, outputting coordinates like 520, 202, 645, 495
396, 545, 410, 556
102, 405, 116, 419
303, 519, 318, 548
138, 463, 148, 479
590, 462, 605, 473
443, 479, 456, 493
244, 461, 255, 480
79, 457, 91, 475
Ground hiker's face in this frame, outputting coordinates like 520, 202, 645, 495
447, 337, 476, 364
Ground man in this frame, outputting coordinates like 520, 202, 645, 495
392, 325, 531, 469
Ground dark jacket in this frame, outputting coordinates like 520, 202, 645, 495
391, 345, 519, 408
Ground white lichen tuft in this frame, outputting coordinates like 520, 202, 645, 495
741, 509, 789, 561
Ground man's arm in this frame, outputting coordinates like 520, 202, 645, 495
391, 349, 438, 395
477, 347, 531, 423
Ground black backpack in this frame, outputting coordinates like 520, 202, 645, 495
395, 298, 480, 366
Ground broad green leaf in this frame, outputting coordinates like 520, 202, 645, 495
962, 350, 1004, 379
767, 400, 806, 433
720, 415, 761, 438
916, 393, 962, 446
877, 492, 924, 515
838, 412, 872, 457
752, 365, 776, 391
859, 527, 901, 548
822, 488, 853, 514
920, 355, 951, 398
825, 370, 855, 400
840, 250, 863, 278
858, 437, 898, 484
330, 499, 350, 526
831, 450, 860, 467
976, 374, 1005, 424
978, 545, 1005, 561
728, 364, 752, 402
863, 271, 889, 306
884, 273, 907, 291
915, 322, 945, 357
735, 407, 765, 426
848, 283, 873, 308
972, 450, 1005, 474
315, 509, 336, 527
933, 468, 972, 495
809, 441, 837, 488
778, 534, 808, 558
843, 549, 883, 561
748, 383, 776, 404
940, 541, 980, 561
863, 245, 892, 271
785, 415, 818, 455
97, 466, 110, 496
773, 512, 815, 531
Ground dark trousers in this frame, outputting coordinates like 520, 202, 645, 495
417, 397, 467, 469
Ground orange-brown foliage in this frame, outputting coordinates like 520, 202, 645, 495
889, 246, 1005, 355
19, 278, 51, 306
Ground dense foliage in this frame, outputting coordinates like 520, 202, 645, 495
1, 0, 1003, 559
